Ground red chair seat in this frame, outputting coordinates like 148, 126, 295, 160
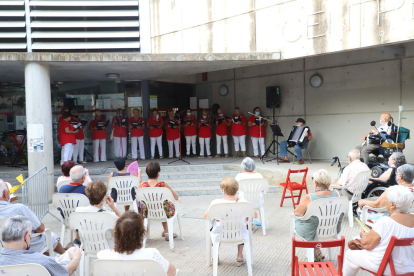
280, 168, 309, 208
298, 262, 339, 276
280, 182, 305, 190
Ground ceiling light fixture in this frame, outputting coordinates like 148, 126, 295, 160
106, 73, 120, 79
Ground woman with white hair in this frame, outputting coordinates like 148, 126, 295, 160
294, 169, 343, 261
89, 110, 107, 162
235, 157, 263, 181
369, 152, 406, 185
344, 185, 414, 275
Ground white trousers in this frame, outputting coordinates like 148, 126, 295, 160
343, 250, 379, 276
185, 135, 196, 155
150, 135, 163, 157
251, 137, 265, 156
233, 135, 246, 151
72, 139, 84, 162
61, 143, 74, 165
168, 138, 180, 158
93, 139, 107, 162
131, 136, 145, 159
199, 138, 211, 156
113, 137, 127, 158
216, 135, 228, 154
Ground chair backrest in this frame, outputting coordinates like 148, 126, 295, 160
0, 263, 51, 275
376, 236, 414, 276
286, 167, 308, 187
350, 171, 370, 202
0, 217, 8, 249
92, 259, 166, 276
206, 202, 254, 243
108, 176, 139, 204
52, 193, 90, 227
238, 178, 269, 208
300, 196, 348, 240
136, 187, 177, 221
57, 179, 72, 192
69, 212, 116, 254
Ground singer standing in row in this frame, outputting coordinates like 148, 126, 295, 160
248, 107, 266, 158
215, 108, 231, 157
59, 112, 78, 165
183, 108, 197, 158
198, 109, 212, 158
112, 108, 128, 158
147, 109, 164, 159
129, 108, 145, 161
70, 109, 87, 164
231, 107, 247, 157
90, 110, 107, 162
165, 109, 180, 159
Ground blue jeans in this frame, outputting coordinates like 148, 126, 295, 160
280, 140, 308, 159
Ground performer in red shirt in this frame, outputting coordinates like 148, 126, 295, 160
231, 107, 247, 157
147, 109, 164, 159
215, 108, 231, 157
112, 108, 128, 158
59, 112, 78, 165
183, 108, 197, 157
57, 106, 69, 142
198, 109, 212, 158
70, 109, 87, 164
165, 110, 180, 159
248, 107, 267, 158
89, 110, 107, 162
129, 108, 145, 160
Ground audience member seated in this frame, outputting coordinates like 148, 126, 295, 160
357, 164, 414, 224
97, 211, 177, 276
203, 177, 254, 265
331, 149, 370, 200
56, 161, 92, 188
293, 169, 343, 262
343, 185, 414, 275
138, 162, 179, 241
59, 165, 88, 195
107, 157, 141, 203
0, 181, 66, 254
235, 157, 263, 181
368, 152, 406, 185
0, 216, 82, 276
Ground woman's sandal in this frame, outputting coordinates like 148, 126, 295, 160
314, 248, 325, 262
236, 257, 244, 267
164, 232, 178, 241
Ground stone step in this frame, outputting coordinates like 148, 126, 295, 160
174, 186, 279, 196
163, 178, 224, 188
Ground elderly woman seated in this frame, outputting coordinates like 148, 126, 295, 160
293, 169, 343, 261
369, 152, 406, 185
358, 164, 414, 223
235, 157, 263, 181
97, 211, 177, 276
56, 160, 92, 187
343, 185, 414, 275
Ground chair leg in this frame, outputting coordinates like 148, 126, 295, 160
308, 149, 312, 164
143, 219, 148, 248
290, 189, 297, 208
307, 248, 314, 263
206, 234, 212, 266
245, 240, 253, 276
327, 247, 334, 261
60, 224, 65, 246
79, 250, 85, 276
295, 190, 303, 206
167, 219, 175, 249
280, 186, 287, 207
212, 242, 220, 276
177, 212, 184, 240
85, 255, 90, 276
147, 219, 151, 238
348, 201, 354, 228
260, 207, 266, 236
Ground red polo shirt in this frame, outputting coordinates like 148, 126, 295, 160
59, 120, 76, 146
231, 114, 247, 136
112, 116, 128, 138
248, 115, 266, 138
147, 116, 164, 138
183, 116, 197, 136
215, 115, 229, 136
198, 118, 212, 138
165, 118, 180, 140
129, 117, 145, 137
70, 118, 84, 140
90, 119, 107, 140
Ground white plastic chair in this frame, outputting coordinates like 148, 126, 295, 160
0, 217, 53, 256
136, 187, 184, 250
52, 193, 89, 245
0, 263, 51, 275
70, 212, 117, 276
331, 171, 370, 227
93, 259, 177, 276
56, 179, 72, 192
290, 196, 348, 262
205, 202, 255, 276
108, 175, 139, 213
237, 178, 269, 236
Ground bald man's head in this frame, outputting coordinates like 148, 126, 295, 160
348, 149, 360, 161
380, 113, 391, 124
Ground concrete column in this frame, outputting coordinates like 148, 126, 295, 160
25, 62, 54, 200
141, 80, 151, 159
139, 0, 152, 53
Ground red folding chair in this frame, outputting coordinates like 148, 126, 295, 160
362, 236, 414, 276
291, 236, 345, 276
280, 168, 309, 208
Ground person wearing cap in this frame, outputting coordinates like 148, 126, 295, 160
112, 108, 128, 158
89, 110, 107, 162
70, 109, 87, 164
279, 118, 312, 165
59, 112, 79, 165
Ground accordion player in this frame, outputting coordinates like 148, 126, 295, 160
287, 126, 310, 147
279, 118, 312, 164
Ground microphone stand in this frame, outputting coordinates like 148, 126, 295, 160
169, 116, 190, 165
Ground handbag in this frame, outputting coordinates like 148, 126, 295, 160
348, 239, 363, 250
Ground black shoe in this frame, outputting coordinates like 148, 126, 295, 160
73, 239, 81, 247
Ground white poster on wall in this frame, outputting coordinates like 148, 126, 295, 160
128, 97, 142, 107
16, 116, 26, 130
150, 95, 158, 108
27, 124, 44, 153
199, 99, 209, 109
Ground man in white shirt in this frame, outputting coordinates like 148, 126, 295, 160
355, 113, 392, 164
331, 149, 370, 199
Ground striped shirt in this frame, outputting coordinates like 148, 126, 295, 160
338, 160, 370, 193
0, 248, 68, 276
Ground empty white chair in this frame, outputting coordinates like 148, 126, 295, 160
136, 187, 184, 250
206, 202, 255, 276
290, 196, 348, 262
70, 212, 117, 276
331, 171, 370, 227
108, 175, 139, 213
0, 263, 51, 276
93, 259, 176, 276
237, 178, 269, 236
56, 179, 72, 192
52, 193, 89, 245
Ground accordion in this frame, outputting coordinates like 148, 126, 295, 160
287, 126, 309, 147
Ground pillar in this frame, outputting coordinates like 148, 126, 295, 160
25, 62, 54, 200
141, 80, 151, 159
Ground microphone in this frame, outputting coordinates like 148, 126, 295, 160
370, 121, 379, 132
